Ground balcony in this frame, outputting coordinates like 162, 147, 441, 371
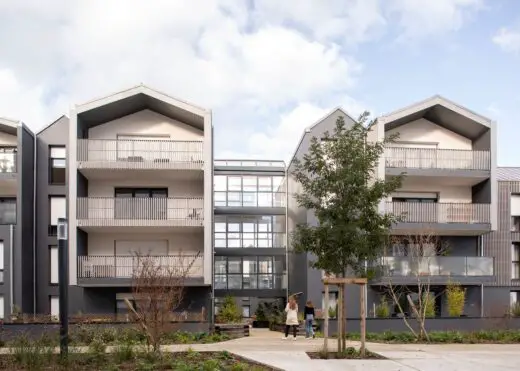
77, 197, 204, 230
373, 256, 494, 285
386, 201, 491, 235
385, 147, 490, 171
77, 255, 204, 286
77, 139, 203, 171
214, 191, 286, 208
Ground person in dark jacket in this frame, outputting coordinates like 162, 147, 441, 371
304, 300, 315, 339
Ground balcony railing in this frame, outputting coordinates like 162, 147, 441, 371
0, 203, 16, 224
0, 148, 17, 173
77, 139, 203, 170
385, 147, 491, 171
77, 197, 204, 227
214, 160, 285, 168
77, 255, 203, 279
214, 191, 286, 207
385, 202, 490, 224
379, 256, 494, 277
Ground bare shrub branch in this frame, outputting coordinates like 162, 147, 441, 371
128, 251, 201, 352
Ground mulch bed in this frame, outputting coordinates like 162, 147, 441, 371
0, 351, 277, 370
307, 348, 386, 360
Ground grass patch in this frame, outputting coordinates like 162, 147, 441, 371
307, 346, 385, 360
0, 351, 275, 370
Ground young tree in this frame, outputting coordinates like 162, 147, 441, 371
382, 231, 449, 341
126, 252, 200, 352
291, 113, 404, 352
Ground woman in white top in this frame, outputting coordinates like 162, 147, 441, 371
283, 296, 299, 340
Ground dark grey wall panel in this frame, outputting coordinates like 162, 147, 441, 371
35, 116, 69, 314
0, 225, 14, 318
483, 181, 520, 287
15, 124, 35, 314
472, 179, 491, 203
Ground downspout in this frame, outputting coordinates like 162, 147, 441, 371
9, 224, 14, 313
285, 167, 289, 300
33, 133, 37, 315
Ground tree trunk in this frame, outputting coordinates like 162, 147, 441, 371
324, 284, 329, 353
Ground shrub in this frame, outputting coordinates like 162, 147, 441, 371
423, 292, 435, 318
446, 282, 466, 317
254, 303, 267, 321
375, 297, 390, 318
216, 296, 242, 324
11, 335, 53, 370
328, 305, 337, 319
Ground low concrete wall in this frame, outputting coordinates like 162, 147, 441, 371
0, 322, 210, 342
313, 317, 520, 335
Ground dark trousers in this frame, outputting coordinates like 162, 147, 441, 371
285, 324, 297, 337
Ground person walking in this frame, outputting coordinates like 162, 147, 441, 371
304, 300, 315, 339
282, 296, 299, 340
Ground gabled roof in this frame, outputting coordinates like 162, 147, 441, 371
497, 167, 520, 181
381, 95, 493, 140
0, 116, 19, 135
288, 107, 355, 167
36, 114, 68, 136
75, 84, 209, 130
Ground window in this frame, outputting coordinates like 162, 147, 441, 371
213, 175, 286, 207
50, 246, 58, 284
512, 244, 520, 280
511, 291, 520, 306
0, 242, 3, 283
213, 256, 285, 290
322, 292, 338, 312
50, 296, 59, 317
512, 217, 520, 232
49, 196, 66, 236
49, 146, 66, 184
0, 198, 16, 225
213, 215, 286, 249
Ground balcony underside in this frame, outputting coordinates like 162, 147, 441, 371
77, 276, 206, 287
390, 222, 491, 236
371, 275, 495, 285
78, 167, 203, 181
386, 169, 489, 186
77, 224, 203, 234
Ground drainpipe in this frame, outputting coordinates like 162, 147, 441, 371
481, 284, 484, 318
9, 224, 14, 313
285, 167, 289, 300
33, 133, 37, 315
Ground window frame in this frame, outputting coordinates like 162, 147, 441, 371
49, 146, 66, 185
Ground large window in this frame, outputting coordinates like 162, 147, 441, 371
49, 146, 66, 185
214, 215, 285, 249
214, 256, 285, 290
512, 244, 520, 280
49, 245, 58, 284
214, 175, 285, 207
49, 196, 66, 236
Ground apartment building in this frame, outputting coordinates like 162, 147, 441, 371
288, 96, 501, 317
213, 160, 288, 317
0, 117, 34, 318
62, 85, 213, 315
1, 86, 518, 321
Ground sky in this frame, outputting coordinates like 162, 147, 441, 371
0, 0, 519, 165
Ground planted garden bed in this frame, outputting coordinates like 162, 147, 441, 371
307, 347, 385, 360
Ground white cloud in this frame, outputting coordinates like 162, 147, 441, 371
493, 27, 520, 54
387, 0, 484, 41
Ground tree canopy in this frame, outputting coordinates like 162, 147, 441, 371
291, 113, 404, 277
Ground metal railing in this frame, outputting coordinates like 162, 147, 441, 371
385, 202, 490, 224
77, 139, 203, 169
214, 160, 286, 168
214, 273, 287, 290
385, 147, 491, 171
77, 255, 203, 278
0, 203, 16, 224
214, 191, 286, 207
0, 148, 17, 173
379, 256, 494, 277
77, 197, 204, 227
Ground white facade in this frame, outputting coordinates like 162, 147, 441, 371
68, 85, 213, 286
